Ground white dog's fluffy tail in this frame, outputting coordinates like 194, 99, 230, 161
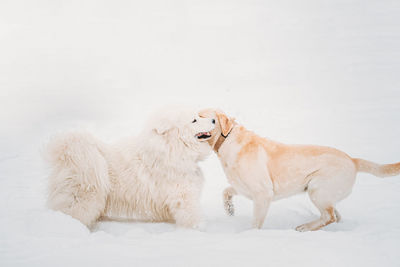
44, 132, 110, 226
353, 158, 400, 178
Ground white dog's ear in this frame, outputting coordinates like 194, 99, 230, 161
216, 111, 234, 137
153, 120, 173, 135
198, 108, 215, 118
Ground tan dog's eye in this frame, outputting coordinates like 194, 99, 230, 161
192, 119, 197, 123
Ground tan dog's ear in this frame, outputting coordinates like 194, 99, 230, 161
216, 111, 234, 137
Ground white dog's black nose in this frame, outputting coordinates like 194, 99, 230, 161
212, 119, 215, 124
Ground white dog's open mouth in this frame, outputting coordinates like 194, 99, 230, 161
195, 132, 212, 140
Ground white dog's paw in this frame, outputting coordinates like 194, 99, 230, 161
196, 221, 207, 231
175, 214, 202, 229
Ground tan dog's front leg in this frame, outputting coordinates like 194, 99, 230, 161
252, 191, 273, 229
223, 186, 237, 216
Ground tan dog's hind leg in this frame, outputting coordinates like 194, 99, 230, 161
296, 206, 337, 232
223, 187, 237, 216
296, 165, 356, 231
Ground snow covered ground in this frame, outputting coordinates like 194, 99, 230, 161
1, 0, 400, 266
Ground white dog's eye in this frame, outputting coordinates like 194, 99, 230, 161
192, 119, 197, 123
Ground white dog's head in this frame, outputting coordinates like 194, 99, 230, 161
144, 106, 216, 161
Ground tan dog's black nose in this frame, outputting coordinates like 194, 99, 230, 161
212, 119, 215, 124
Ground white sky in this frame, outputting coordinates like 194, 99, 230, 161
1, 0, 399, 156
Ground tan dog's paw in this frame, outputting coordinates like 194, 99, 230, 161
224, 200, 235, 216
223, 186, 237, 216
295, 224, 312, 232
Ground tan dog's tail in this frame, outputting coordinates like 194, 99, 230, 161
353, 158, 400, 177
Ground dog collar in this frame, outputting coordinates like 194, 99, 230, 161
221, 132, 230, 138
214, 126, 234, 153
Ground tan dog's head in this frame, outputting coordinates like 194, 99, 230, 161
198, 108, 235, 151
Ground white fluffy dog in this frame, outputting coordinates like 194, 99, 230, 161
45, 107, 215, 228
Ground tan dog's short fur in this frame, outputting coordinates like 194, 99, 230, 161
199, 109, 400, 231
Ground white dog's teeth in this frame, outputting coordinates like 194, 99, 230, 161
195, 132, 211, 139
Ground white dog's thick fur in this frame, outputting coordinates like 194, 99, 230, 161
45, 107, 215, 228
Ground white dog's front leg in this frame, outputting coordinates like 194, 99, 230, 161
171, 200, 202, 228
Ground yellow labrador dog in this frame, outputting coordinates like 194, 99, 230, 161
199, 109, 400, 231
